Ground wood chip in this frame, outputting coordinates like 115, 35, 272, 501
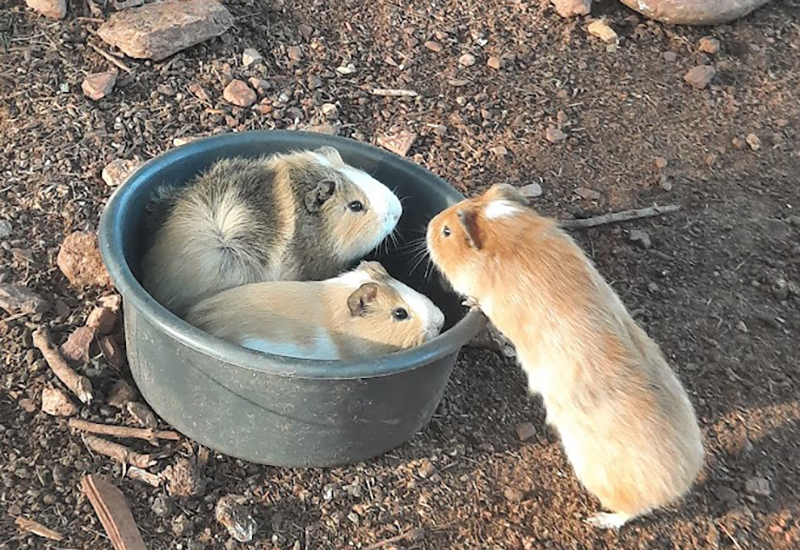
81, 474, 147, 550
376, 131, 418, 157
15, 516, 63, 541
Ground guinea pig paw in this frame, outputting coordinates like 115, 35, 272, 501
585, 512, 630, 530
461, 297, 480, 311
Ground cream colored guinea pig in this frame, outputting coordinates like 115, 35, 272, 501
141, 147, 402, 316
426, 183, 704, 529
184, 261, 445, 361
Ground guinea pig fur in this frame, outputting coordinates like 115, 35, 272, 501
426, 184, 704, 529
141, 147, 402, 316
184, 261, 445, 361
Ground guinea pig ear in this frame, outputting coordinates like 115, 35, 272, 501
457, 208, 482, 250
304, 180, 336, 212
357, 261, 389, 280
347, 282, 379, 317
315, 146, 345, 166
485, 183, 528, 206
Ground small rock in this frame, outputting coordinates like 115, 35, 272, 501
704, 153, 718, 166
336, 63, 356, 75
491, 145, 508, 157
298, 24, 313, 40
57, 231, 113, 288
223, 80, 256, 108
745, 133, 761, 151
377, 131, 418, 157
99, 293, 122, 313
81, 71, 117, 101
684, 65, 716, 90
659, 175, 674, 191
424, 41, 443, 52
107, 379, 138, 408
172, 514, 192, 538
736, 321, 748, 333
0, 284, 50, 315
151, 494, 174, 518
487, 56, 502, 70
164, 457, 206, 498
788, 216, 800, 227
86, 306, 117, 335
242, 48, 263, 66
515, 422, 536, 441
732, 137, 746, 149
587, 20, 618, 44
286, 45, 303, 62
60, 326, 96, 364
520, 183, 542, 199
551, 0, 592, 18
100, 336, 126, 369
574, 187, 600, 201
654, 157, 668, 169
663, 51, 678, 62
647, 282, 659, 293
0, 220, 11, 239
417, 459, 435, 478
458, 53, 476, 67
25, 0, 66, 19
41, 387, 78, 417
545, 126, 567, 143
102, 159, 140, 187
188, 83, 212, 103
629, 229, 652, 249
698, 37, 721, 55
19, 398, 37, 413
745, 477, 771, 497
97, 0, 234, 61
127, 401, 157, 428
504, 487, 525, 502
248, 78, 270, 96
215, 495, 257, 543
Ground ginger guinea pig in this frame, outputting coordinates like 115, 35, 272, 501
141, 147, 402, 316
426, 183, 704, 529
184, 261, 445, 361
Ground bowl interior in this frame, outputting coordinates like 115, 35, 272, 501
114, 131, 472, 358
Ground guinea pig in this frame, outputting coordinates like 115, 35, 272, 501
184, 261, 445, 361
426, 183, 704, 529
141, 146, 402, 316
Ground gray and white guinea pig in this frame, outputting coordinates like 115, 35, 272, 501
184, 261, 445, 361
141, 147, 402, 316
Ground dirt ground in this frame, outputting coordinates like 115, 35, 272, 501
1, 0, 799, 548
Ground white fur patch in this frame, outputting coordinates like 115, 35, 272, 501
388, 278, 445, 340
339, 166, 402, 231
313, 152, 333, 168
240, 328, 340, 360
484, 200, 521, 220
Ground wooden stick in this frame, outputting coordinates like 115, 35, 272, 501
371, 88, 419, 98
559, 204, 680, 229
32, 326, 93, 404
364, 528, 423, 550
127, 467, 162, 487
89, 43, 133, 73
81, 475, 148, 550
83, 435, 156, 469
69, 419, 180, 442
14, 516, 63, 541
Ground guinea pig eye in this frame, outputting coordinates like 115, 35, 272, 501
442, 225, 451, 237
392, 308, 409, 321
348, 200, 364, 212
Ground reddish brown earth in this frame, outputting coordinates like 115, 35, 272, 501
1, 0, 798, 548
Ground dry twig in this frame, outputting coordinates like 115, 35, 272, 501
364, 528, 423, 550
14, 517, 63, 541
559, 204, 681, 229
69, 419, 180, 442
32, 326, 93, 404
83, 435, 156, 468
89, 43, 133, 73
371, 88, 419, 97
127, 467, 162, 487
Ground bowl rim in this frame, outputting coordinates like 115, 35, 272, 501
98, 130, 487, 380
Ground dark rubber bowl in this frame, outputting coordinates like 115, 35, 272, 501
98, 130, 486, 467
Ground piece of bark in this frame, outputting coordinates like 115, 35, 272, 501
83, 435, 156, 468
80, 474, 148, 550
14, 516, 64, 541
0, 284, 50, 315
33, 326, 94, 404
69, 418, 180, 442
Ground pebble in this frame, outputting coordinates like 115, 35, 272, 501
87, 306, 117, 335
574, 187, 600, 201
215, 495, 257, 543
57, 231, 113, 288
0, 283, 50, 315
663, 51, 678, 62
336, 63, 356, 75
551, 0, 592, 18
654, 157, 668, 169
745, 477, 771, 497
102, 158, 140, 187
25, 0, 66, 19
41, 387, 78, 417
788, 216, 800, 227
286, 45, 303, 62
321, 103, 338, 117
458, 53, 476, 67
487, 56, 501, 70
223, 79, 256, 108
745, 133, 761, 151
127, 401, 157, 428
424, 41, 443, 52
107, 379, 138, 408
736, 321, 748, 333
376, 131, 417, 157
684, 65, 716, 89
515, 422, 536, 441
298, 24, 313, 40
520, 183, 542, 198
504, 487, 525, 503
188, 82, 212, 103
698, 37, 721, 55
172, 514, 192, 538
99, 335, 126, 369
732, 137, 746, 149
545, 126, 567, 143
151, 494, 174, 518
587, 20, 618, 44
0, 220, 10, 239
19, 398, 37, 413
629, 229, 652, 249
97, 0, 233, 61
716, 486, 739, 503
417, 459, 435, 478
60, 326, 96, 364
81, 71, 117, 101
242, 48, 263, 66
